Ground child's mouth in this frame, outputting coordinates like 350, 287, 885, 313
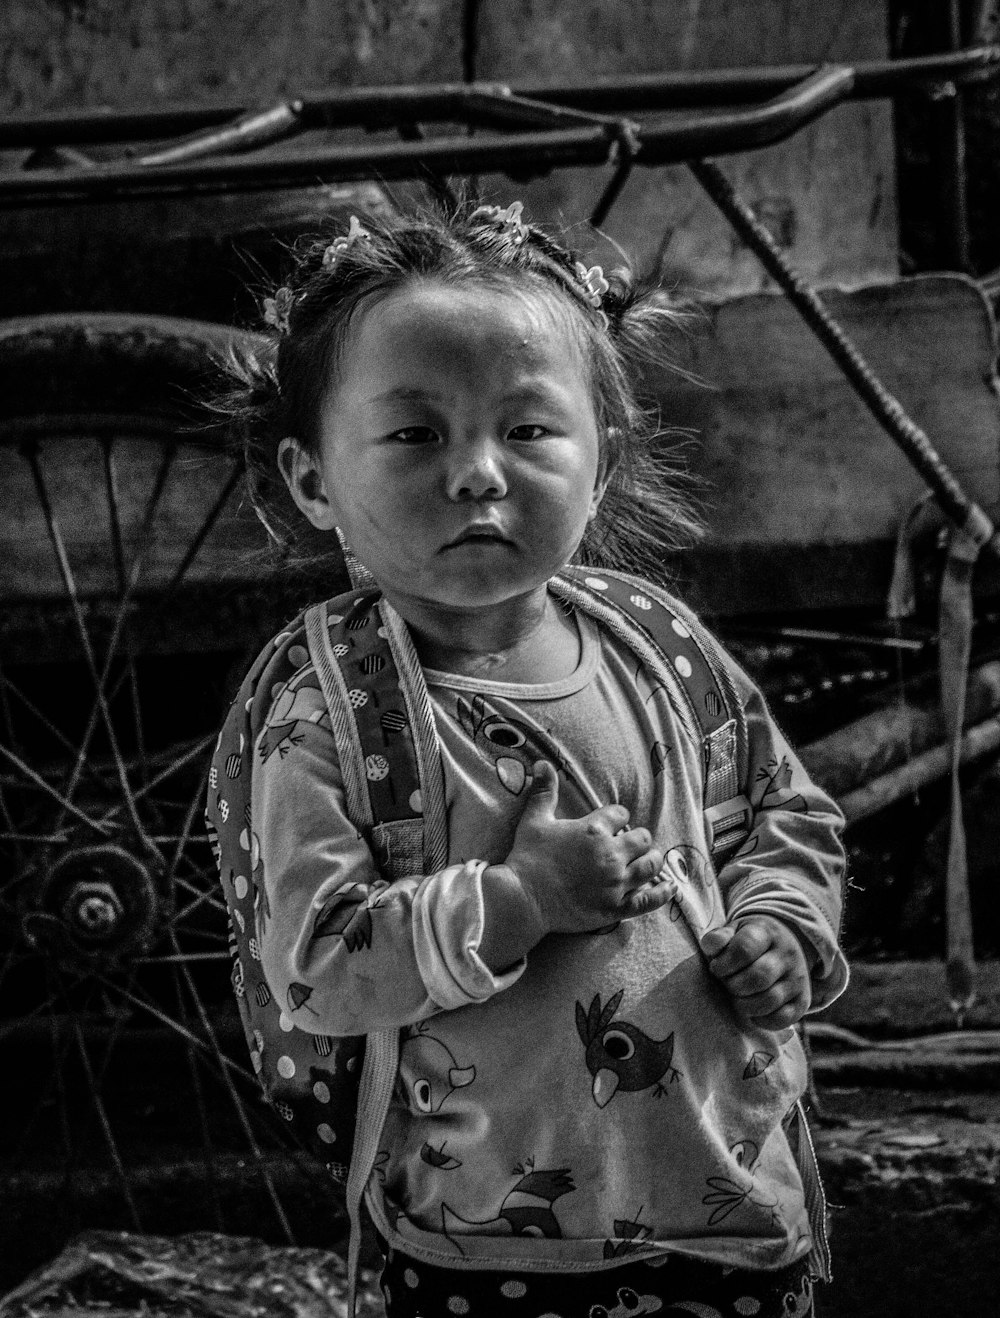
443, 526, 512, 549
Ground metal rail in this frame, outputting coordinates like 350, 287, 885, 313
1, 48, 998, 207
2, 46, 998, 150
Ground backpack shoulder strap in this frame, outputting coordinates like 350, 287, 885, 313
558, 566, 752, 859
305, 590, 427, 878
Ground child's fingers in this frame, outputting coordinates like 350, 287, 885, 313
722, 949, 790, 998
618, 826, 655, 862
728, 974, 811, 1029
587, 801, 631, 836
620, 869, 673, 919
701, 920, 772, 975
623, 847, 664, 885
699, 925, 736, 960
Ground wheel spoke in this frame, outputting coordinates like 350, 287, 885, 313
44, 987, 82, 1208
162, 751, 213, 888
0, 742, 110, 836
171, 871, 228, 920
0, 831, 70, 843
163, 460, 243, 598
24, 443, 147, 840
102, 439, 149, 782
69, 1008, 142, 1228
57, 442, 178, 808
132, 735, 214, 804
94, 972, 253, 1083
171, 964, 224, 1231
135, 950, 230, 964
168, 935, 295, 1242
1, 668, 111, 798
0, 663, 27, 870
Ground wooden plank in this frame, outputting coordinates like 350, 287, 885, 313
657, 274, 1000, 613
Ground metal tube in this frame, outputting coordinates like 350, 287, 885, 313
1, 48, 997, 150
137, 102, 305, 166
0, 69, 854, 207
934, 0, 972, 270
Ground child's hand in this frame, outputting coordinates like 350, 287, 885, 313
699, 916, 813, 1030
497, 760, 669, 936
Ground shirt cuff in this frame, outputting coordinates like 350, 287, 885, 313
412, 860, 526, 1010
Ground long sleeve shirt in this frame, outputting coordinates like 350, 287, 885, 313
254, 602, 847, 1274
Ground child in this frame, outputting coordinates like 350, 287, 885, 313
217, 200, 848, 1318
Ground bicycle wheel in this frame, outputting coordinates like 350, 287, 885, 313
0, 314, 345, 1289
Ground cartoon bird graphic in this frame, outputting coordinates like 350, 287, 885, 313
781, 1273, 813, 1318
575, 990, 680, 1108
258, 666, 331, 762
592, 1286, 664, 1317
702, 1139, 779, 1228
455, 693, 559, 795
400, 1024, 476, 1114
310, 879, 388, 953
753, 755, 807, 814
441, 1161, 574, 1250
663, 843, 718, 925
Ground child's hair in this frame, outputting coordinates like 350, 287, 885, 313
223, 197, 702, 584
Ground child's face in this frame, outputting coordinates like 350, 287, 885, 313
283, 280, 607, 623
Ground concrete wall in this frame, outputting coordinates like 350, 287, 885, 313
2, 1, 896, 294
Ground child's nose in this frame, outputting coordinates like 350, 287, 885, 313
444, 439, 507, 501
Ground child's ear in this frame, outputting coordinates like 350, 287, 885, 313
589, 434, 616, 521
277, 436, 338, 530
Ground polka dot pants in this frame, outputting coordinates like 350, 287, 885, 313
378, 1248, 816, 1318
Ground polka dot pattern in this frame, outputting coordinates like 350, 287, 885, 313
209, 601, 385, 1172
446, 1297, 470, 1315
500, 1280, 528, 1299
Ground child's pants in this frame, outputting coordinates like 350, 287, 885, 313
379, 1245, 815, 1318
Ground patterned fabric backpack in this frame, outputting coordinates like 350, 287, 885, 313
205, 567, 751, 1189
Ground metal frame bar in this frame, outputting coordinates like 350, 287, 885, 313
1, 47, 998, 206
2, 46, 998, 152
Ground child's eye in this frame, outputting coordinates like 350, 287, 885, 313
389, 426, 438, 445
507, 424, 549, 442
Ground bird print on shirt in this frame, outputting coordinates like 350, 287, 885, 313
575, 989, 681, 1107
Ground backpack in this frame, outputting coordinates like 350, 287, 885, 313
205, 565, 750, 1205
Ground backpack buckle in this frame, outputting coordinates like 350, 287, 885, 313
705, 794, 753, 856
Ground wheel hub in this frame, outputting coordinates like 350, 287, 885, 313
22, 842, 163, 968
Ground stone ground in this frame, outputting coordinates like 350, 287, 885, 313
812, 1084, 1000, 1317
